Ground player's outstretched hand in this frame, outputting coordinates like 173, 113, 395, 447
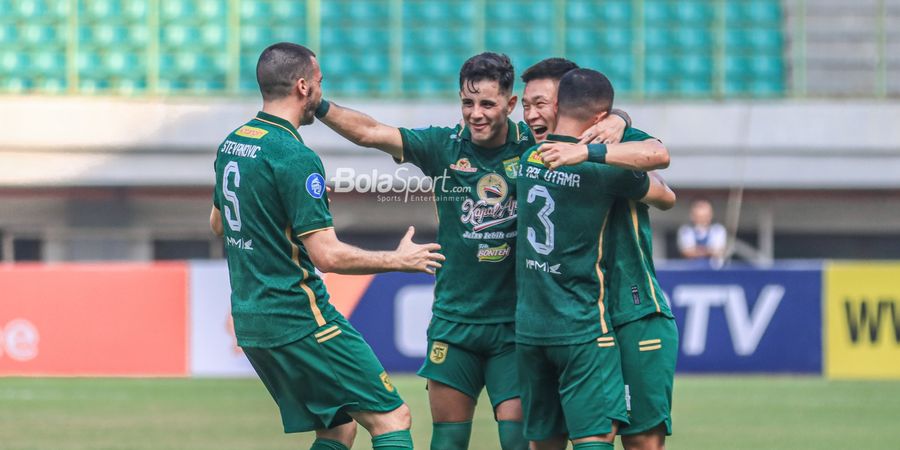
395, 226, 444, 274
539, 142, 588, 171
578, 113, 626, 144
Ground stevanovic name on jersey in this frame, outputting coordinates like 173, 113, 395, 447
515, 133, 651, 345
398, 119, 534, 324
603, 128, 675, 327
213, 111, 338, 348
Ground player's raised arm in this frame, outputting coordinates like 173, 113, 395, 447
641, 171, 676, 211
316, 100, 404, 160
539, 138, 670, 172
301, 226, 444, 275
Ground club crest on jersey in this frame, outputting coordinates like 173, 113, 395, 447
503, 157, 520, 179
450, 158, 478, 173
476, 173, 508, 205
430, 341, 448, 364
526, 149, 544, 165
306, 173, 325, 198
379, 371, 395, 392
235, 125, 268, 139
477, 243, 511, 262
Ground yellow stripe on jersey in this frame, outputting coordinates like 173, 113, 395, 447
315, 325, 339, 338
597, 336, 615, 342
595, 211, 613, 334
629, 200, 662, 314
598, 342, 616, 348
316, 329, 342, 343
298, 226, 334, 238
639, 344, 662, 352
254, 117, 301, 142
285, 227, 326, 327
639, 338, 661, 346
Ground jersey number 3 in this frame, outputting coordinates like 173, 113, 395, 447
526, 185, 555, 255
222, 161, 242, 232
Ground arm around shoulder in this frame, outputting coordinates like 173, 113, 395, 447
606, 138, 670, 171
318, 100, 404, 160
300, 226, 444, 275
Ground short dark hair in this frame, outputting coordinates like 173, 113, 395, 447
256, 42, 317, 101
521, 58, 579, 83
557, 68, 614, 121
459, 52, 515, 95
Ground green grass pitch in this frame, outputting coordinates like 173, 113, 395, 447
1, 375, 899, 449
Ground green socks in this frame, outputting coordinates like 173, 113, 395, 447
310, 438, 349, 450
372, 429, 414, 449
497, 420, 527, 450
572, 442, 614, 450
430, 421, 472, 450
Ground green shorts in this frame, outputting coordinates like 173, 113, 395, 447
615, 314, 678, 436
243, 315, 404, 433
517, 334, 629, 441
417, 316, 519, 408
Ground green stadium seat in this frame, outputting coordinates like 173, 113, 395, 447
240, 0, 271, 21
674, 29, 713, 52
33, 77, 66, 93
724, 55, 751, 78
0, 24, 16, 45
197, 0, 226, 20
603, 27, 633, 52
126, 25, 149, 47
82, 0, 118, 22
161, 25, 200, 48
746, 29, 783, 52
160, 1, 196, 22
674, 1, 714, 24
241, 25, 274, 50
0, 77, 29, 93
200, 24, 226, 47
239, 78, 257, 92
644, 29, 673, 53
346, 1, 389, 23
600, 1, 632, 23
84, 25, 127, 47
14, 0, 43, 19
239, 52, 259, 78
21, 24, 64, 46
644, 78, 674, 97
724, 78, 749, 96
750, 55, 783, 78
103, 51, 142, 75
321, 53, 354, 76
744, 1, 782, 27
750, 78, 784, 96
157, 78, 187, 93
29, 51, 65, 75
79, 78, 110, 93
188, 79, 227, 93
678, 55, 713, 77
643, 1, 672, 26
271, 0, 305, 20
403, 2, 475, 24
111, 77, 147, 94
320, 2, 346, 23
121, 0, 148, 21
566, 28, 598, 53
676, 78, 713, 96
645, 54, 676, 77
0, 51, 25, 74
566, 0, 597, 25
77, 52, 102, 76
357, 53, 389, 76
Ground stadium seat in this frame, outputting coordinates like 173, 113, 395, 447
566, 0, 596, 25
674, 28, 713, 52
103, 51, 142, 76
346, 1, 389, 23
600, 0, 633, 23
0, 51, 25, 74
645, 54, 676, 78
160, 0, 194, 22
0, 77, 29, 93
679, 55, 714, 78
121, 0, 148, 21
111, 77, 147, 94
161, 25, 200, 48
200, 25, 226, 48
674, 1, 714, 25
82, 0, 119, 22
270, 26, 306, 45
21, 24, 64, 46
0, 24, 16, 45
271, 0, 305, 20
33, 77, 66, 93
644, 29, 674, 53
643, 1, 673, 26
240, 0, 271, 21
241, 25, 274, 49
29, 51, 65, 75
676, 77, 713, 96
196, 0, 226, 20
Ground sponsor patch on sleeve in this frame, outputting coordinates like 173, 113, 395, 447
235, 125, 268, 139
306, 173, 325, 198
526, 149, 544, 165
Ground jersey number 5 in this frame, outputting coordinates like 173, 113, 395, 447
222, 161, 242, 232
526, 185, 555, 255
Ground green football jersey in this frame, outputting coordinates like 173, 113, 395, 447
213, 111, 338, 348
515, 133, 651, 345
398, 119, 534, 323
603, 127, 675, 327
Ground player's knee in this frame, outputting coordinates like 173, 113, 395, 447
388, 403, 412, 430
315, 421, 357, 449
494, 398, 523, 421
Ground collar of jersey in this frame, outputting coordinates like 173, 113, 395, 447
545, 133, 579, 143
252, 111, 303, 143
459, 118, 521, 147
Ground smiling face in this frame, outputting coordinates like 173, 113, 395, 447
460, 79, 517, 148
522, 78, 559, 142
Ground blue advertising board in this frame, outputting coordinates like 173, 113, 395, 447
346, 265, 824, 374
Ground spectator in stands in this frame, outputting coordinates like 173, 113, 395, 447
677, 198, 726, 265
